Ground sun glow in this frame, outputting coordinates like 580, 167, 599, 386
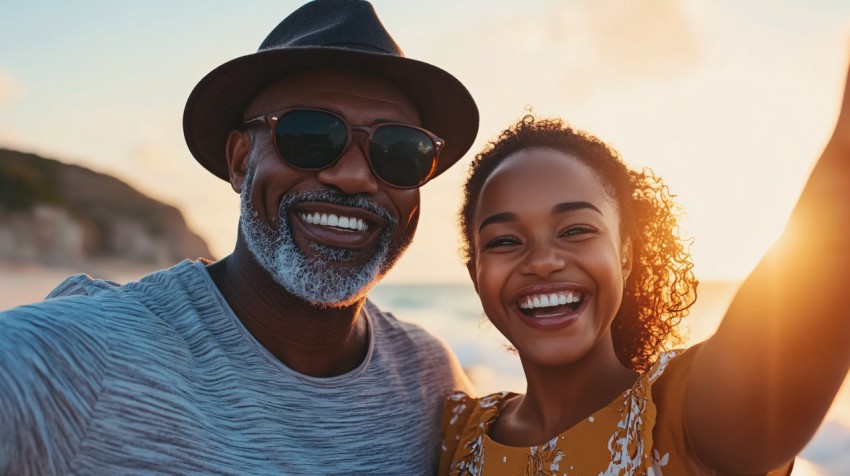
387, 1, 849, 284
2, 2, 848, 285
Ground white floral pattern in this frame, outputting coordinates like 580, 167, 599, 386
526, 435, 566, 475
445, 392, 509, 475
601, 351, 677, 475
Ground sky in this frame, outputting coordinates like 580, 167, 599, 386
2, 0, 850, 283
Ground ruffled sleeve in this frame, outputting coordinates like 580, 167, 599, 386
439, 391, 475, 475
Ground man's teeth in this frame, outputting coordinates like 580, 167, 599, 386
299, 212, 368, 231
518, 291, 582, 310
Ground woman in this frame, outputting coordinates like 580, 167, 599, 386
439, 61, 850, 475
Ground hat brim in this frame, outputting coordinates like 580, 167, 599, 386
183, 47, 479, 183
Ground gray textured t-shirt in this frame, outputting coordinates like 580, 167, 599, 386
0, 260, 472, 475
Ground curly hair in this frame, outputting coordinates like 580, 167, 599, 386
459, 116, 697, 372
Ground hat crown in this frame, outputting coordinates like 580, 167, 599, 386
259, 0, 403, 56
184, 0, 478, 183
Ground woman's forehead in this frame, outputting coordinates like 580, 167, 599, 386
477, 148, 616, 213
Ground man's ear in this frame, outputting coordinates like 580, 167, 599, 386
621, 237, 633, 282
466, 259, 479, 295
225, 130, 252, 193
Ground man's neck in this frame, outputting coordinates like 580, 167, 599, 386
206, 246, 369, 378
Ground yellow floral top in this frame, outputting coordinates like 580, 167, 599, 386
439, 348, 793, 475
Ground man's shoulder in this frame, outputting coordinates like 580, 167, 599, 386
0, 259, 213, 392
1, 260, 205, 348
46, 259, 202, 301
2, 278, 113, 337
0, 285, 114, 411
0, 294, 104, 343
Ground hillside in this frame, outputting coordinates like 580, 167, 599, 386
0, 148, 212, 266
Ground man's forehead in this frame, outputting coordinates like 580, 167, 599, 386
244, 70, 421, 123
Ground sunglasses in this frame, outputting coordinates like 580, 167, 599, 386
242, 108, 444, 189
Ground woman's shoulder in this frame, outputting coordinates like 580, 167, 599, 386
642, 345, 700, 439
649, 344, 730, 473
442, 391, 516, 427
649, 345, 702, 398
645, 347, 690, 380
440, 390, 519, 474
445, 390, 514, 407
620, 347, 690, 418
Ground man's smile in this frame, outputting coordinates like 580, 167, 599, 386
299, 212, 370, 231
290, 202, 388, 249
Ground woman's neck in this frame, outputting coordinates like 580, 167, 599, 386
492, 334, 637, 447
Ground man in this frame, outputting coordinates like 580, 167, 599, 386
0, 1, 478, 473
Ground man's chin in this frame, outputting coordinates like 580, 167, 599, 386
240, 201, 410, 309
288, 237, 409, 309
306, 283, 374, 309
263, 252, 384, 308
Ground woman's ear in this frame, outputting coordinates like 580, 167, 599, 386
466, 260, 479, 295
621, 237, 633, 282
225, 130, 252, 193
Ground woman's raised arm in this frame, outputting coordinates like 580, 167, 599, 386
685, 56, 850, 473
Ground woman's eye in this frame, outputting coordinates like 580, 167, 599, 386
561, 224, 599, 237
482, 236, 520, 249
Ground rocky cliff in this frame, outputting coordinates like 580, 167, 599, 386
0, 148, 212, 267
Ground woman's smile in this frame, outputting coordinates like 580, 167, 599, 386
513, 284, 591, 330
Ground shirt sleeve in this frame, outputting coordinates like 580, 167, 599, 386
0, 295, 109, 475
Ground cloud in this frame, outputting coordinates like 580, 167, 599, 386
578, 0, 700, 76
463, 0, 701, 103
0, 71, 23, 104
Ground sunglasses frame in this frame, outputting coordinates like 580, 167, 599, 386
242, 107, 444, 189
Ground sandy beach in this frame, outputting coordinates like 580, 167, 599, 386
0, 262, 159, 309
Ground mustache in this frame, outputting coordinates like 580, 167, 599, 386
277, 189, 397, 226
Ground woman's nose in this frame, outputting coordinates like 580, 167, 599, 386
520, 244, 568, 278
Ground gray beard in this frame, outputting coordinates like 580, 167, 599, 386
239, 168, 406, 308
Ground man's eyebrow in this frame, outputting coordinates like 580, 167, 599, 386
372, 118, 401, 126
553, 201, 602, 215
321, 108, 400, 127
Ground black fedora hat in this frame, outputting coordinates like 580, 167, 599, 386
183, 0, 479, 183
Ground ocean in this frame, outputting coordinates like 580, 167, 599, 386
1, 268, 848, 475
369, 281, 788, 393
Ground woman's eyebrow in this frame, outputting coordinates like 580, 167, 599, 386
553, 201, 602, 215
478, 201, 602, 233
478, 212, 516, 232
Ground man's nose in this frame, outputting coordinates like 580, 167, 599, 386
316, 133, 380, 195
520, 244, 568, 278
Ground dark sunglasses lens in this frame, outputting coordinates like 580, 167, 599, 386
276, 110, 346, 169
370, 126, 437, 188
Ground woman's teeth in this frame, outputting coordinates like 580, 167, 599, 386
299, 212, 368, 231
518, 291, 582, 310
